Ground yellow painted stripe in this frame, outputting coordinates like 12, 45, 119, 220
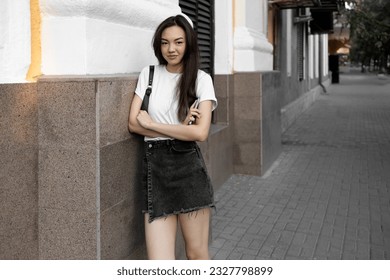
26, 0, 42, 82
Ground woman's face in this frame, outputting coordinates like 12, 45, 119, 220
161, 25, 186, 73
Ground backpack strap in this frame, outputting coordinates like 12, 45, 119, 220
141, 65, 155, 112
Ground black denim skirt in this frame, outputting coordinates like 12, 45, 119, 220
142, 139, 214, 223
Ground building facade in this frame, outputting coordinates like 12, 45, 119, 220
1, 0, 340, 259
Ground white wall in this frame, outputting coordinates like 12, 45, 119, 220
0, 0, 183, 82
214, 0, 234, 75
1, 0, 279, 82
233, 0, 273, 72
40, 0, 181, 75
0, 0, 31, 83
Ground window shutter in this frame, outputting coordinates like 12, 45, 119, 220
179, 0, 214, 75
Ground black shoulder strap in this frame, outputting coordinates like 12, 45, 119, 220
141, 65, 155, 111
147, 65, 155, 92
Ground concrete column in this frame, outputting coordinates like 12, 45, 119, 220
314, 34, 319, 78
322, 34, 329, 77
309, 35, 315, 79
233, 0, 273, 72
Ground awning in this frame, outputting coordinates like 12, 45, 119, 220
269, 0, 345, 11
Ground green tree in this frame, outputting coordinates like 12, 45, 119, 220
348, 0, 390, 73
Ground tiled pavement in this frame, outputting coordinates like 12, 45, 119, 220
210, 71, 390, 260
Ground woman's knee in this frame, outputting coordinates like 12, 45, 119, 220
185, 243, 210, 260
179, 209, 211, 260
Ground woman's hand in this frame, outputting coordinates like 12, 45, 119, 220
137, 110, 154, 129
183, 103, 202, 125
139, 100, 212, 142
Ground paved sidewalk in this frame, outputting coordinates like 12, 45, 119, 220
210, 71, 390, 260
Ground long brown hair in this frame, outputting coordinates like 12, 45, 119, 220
152, 15, 199, 121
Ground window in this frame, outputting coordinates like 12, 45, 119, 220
179, 0, 215, 75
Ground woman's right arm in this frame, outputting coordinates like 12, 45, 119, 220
128, 94, 167, 138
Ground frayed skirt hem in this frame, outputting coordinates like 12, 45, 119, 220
142, 204, 216, 223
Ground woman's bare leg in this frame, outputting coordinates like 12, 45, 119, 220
179, 208, 211, 260
144, 214, 178, 260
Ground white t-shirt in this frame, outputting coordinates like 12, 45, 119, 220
135, 65, 218, 141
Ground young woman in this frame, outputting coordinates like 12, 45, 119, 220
128, 15, 217, 260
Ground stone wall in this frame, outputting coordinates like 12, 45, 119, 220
0, 83, 39, 259
1, 70, 283, 259
281, 79, 331, 133
260, 72, 282, 173
233, 71, 282, 176
37, 75, 144, 259
0, 74, 236, 259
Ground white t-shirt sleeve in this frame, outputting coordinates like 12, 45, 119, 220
134, 66, 150, 100
196, 70, 218, 111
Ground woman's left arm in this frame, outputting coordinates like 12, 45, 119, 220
136, 100, 213, 142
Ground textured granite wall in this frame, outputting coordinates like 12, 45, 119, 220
37, 75, 146, 259
1, 71, 259, 259
233, 71, 282, 176
0, 83, 39, 259
203, 74, 235, 191
97, 78, 145, 259
233, 72, 262, 175
35, 74, 234, 259
261, 72, 282, 173
38, 78, 99, 259
281, 79, 330, 133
